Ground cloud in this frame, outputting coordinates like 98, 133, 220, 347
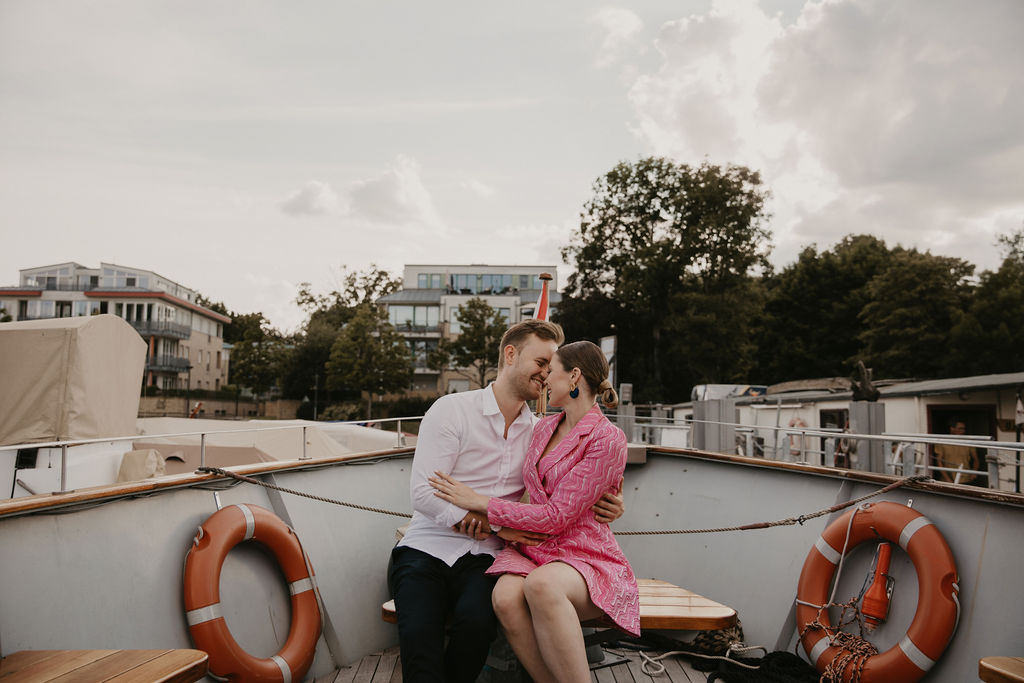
626, 0, 1024, 270
460, 179, 497, 199
590, 8, 645, 69
347, 155, 444, 229
280, 181, 340, 216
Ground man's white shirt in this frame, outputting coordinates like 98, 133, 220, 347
398, 384, 537, 566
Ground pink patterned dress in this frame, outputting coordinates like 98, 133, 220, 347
485, 403, 640, 636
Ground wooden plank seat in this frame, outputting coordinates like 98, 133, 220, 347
0, 649, 208, 683
980, 656, 1024, 683
382, 578, 737, 636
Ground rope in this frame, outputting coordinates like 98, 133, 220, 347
194, 466, 927, 535
613, 474, 927, 535
196, 466, 412, 519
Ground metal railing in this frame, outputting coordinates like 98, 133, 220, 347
1, 416, 424, 496
131, 320, 192, 339
146, 355, 191, 372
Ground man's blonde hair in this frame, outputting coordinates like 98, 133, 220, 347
497, 320, 564, 368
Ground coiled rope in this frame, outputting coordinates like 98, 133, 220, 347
196, 466, 927, 535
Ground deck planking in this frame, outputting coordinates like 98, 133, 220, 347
315, 645, 704, 683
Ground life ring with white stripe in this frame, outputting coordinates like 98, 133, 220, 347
184, 504, 321, 683
796, 501, 959, 682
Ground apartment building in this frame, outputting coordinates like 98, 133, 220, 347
378, 264, 560, 394
0, 262, 231, 391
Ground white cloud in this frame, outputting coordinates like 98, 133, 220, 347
626, 0, 1024, 270
346, 155, 444, 230
460, 179, 497, 199
280, 181, 340, 216
591, 8, 645, 69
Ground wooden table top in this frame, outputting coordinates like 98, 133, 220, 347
980, 657, 1024, 683
0, 649, 208, 683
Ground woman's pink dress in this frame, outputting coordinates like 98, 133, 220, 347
485, 403, 640, 636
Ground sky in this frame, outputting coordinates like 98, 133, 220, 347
1, 0, 1022, 332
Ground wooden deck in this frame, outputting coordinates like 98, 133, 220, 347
315, 645, 706, 683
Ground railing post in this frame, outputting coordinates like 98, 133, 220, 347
60, 444, 68, 492
987, 452, 1000, 489
903, 442, 916, 477
301, 426, 309, 460
200, 433, 207, 468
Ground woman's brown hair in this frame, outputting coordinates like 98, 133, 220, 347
556, 341, 618, 409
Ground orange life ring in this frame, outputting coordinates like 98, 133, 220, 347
184, 504, 321, 683
796, 501, 959, 682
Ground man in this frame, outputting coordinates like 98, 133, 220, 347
387, 320, 624, 682
933, 419, 981, 485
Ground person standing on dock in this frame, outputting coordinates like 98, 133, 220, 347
387, 320, 624, 683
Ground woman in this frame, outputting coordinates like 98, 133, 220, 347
430, 341, 639, 683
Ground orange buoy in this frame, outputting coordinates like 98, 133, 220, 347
796, 501, 959, 682
861, 542, 894, 630
184, 504, 321, 682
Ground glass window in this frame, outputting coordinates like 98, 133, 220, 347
431, 274, 442, 289
450, 309, 462, 333
418, 274, 428, 288
390, 305, 414, 327
497, 308, 511, 324
74, 301, 90, 316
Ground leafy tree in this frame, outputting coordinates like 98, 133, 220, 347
277, 319, 341, 408
0, 306, 11, 323
947, 227, 1024, 374
858, 250, 974, 379
559, 157, 771, 400
297, 265, 401, 330
753, 235, 896, 383
429, 298, 506, 389
326, 304, 412, 418
229, 314, 286, 401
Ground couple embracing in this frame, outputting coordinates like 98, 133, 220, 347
388, 320, 639, 683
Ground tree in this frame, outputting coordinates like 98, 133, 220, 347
326, 304, 412, 418
752, 235, 896, 383
429, 298, 506, 389
297, 265, 401, 330
947, 227, 1024, 375
0, 306, 11, 323
858, 250, 974, 379
229, 314, 286, 401
277, 319, 341, 407
559, 157, 772, 401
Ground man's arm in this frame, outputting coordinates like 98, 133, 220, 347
408, 401, 470, 529
591, 477, 625, 523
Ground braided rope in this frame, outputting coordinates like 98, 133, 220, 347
196, 466, 927, 534
196, 466, 413, 519
612, 474, 928, 535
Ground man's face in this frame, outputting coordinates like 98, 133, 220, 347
950, 422, 966, 435
506, 335, 558, 402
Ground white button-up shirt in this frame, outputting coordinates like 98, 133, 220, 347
398, 384, 537, 566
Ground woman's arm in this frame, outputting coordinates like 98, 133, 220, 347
488, 426, 627, 535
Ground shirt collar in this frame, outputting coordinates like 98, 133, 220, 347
482, 383, 533, 424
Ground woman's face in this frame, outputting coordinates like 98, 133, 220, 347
544, 353, 578, 408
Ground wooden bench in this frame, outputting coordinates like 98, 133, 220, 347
980, 657, 1024, 683
0, 649, 208, 683
382, 578, 737, 637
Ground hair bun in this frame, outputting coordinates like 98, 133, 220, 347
599, 379, 613, 391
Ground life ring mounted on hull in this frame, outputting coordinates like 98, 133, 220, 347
184, 504, 322, 683
796, 501, 959, 683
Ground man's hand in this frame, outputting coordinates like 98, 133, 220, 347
497, 527, 548, 547
592, 477, 625, 524
453, 511, 491, 540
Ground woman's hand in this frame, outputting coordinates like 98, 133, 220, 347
430, 471, 490, 513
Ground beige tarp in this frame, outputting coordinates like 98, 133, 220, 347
0, 315, 146, 446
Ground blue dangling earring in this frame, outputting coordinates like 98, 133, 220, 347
569, 383, 580, 399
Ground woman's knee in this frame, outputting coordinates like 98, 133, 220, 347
492, 577, 526, 620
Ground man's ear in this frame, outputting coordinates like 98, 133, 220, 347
502, 343, 517, 367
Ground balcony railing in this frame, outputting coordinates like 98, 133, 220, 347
147, 355, 191, 372
131, 320, 192, 339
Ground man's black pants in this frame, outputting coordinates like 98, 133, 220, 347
388, 546, 498, 683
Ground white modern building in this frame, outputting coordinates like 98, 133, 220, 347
378, 264, 560, 394
0, 262, 231, 391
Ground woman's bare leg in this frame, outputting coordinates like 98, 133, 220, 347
523, 562, 603, 683
492, 575, 559, 683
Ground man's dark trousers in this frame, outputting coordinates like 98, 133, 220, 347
389, 546, 499, 683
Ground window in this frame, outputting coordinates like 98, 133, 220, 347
497, 308, 511, 324
389, 305, 439, 329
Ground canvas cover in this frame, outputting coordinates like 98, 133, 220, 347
0, 315, 146, 446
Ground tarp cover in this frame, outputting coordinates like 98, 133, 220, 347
0, 315, 146, 446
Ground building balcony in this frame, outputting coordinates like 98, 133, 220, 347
395, 324, 442, 336
131, 320, 192, 340
147, 355, 191, 373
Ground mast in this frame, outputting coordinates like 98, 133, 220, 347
534, 272, 552, 416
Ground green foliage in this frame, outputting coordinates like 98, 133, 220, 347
228, 317, 286, 400
858, 250, 974, 378
296, 265, 401, 330
429, 298, 506, 389
0, 306, 11, 323
753, 235, 895, 383
559, 157, 771, 400
326, 304, 412, 418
